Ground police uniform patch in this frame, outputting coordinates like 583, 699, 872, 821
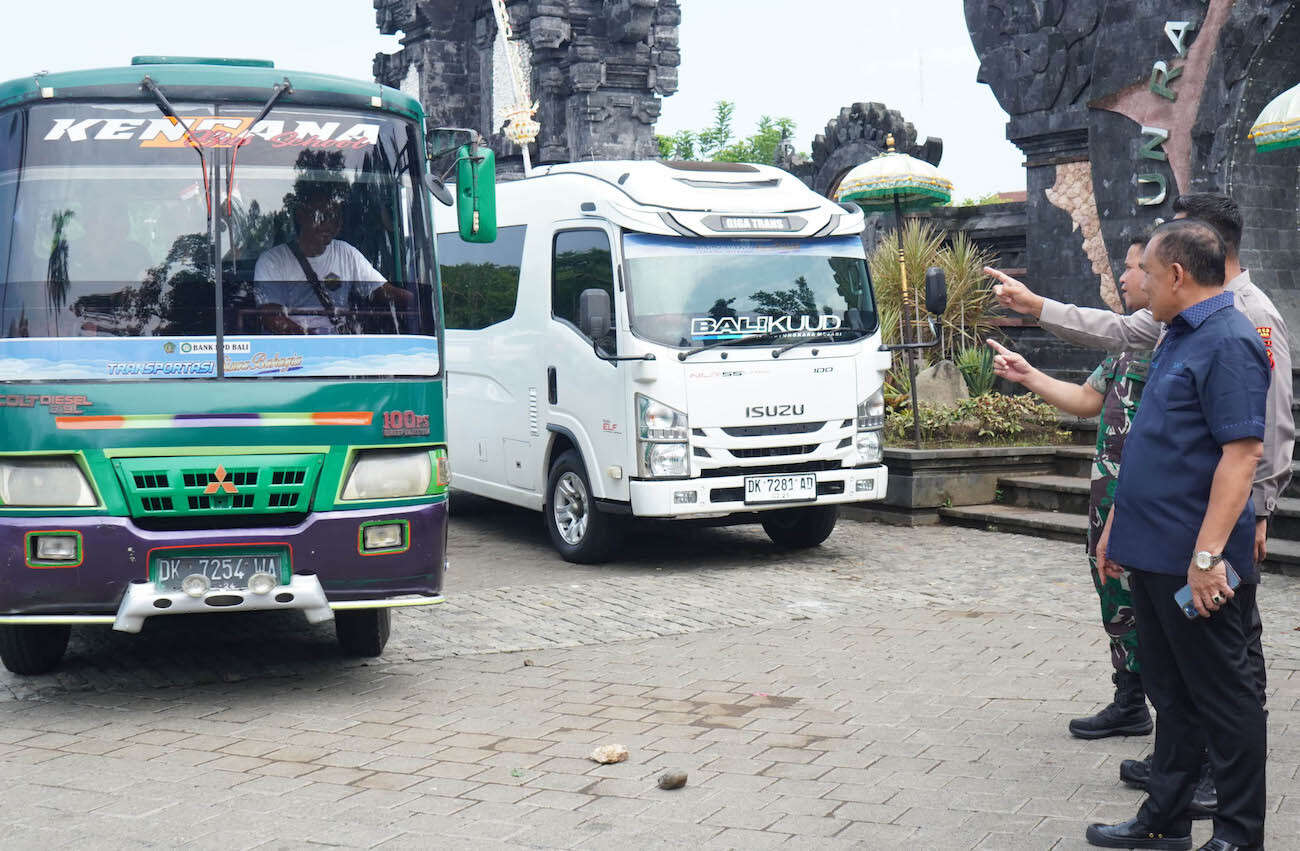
1257, 326, 1275, 369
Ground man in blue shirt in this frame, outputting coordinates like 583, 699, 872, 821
1087, 219, 1269, 851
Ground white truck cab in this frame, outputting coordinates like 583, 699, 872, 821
435, 160, 891, 562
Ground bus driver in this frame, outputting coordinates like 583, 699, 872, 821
253, 181, 411, 334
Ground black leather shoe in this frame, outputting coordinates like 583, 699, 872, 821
1120, 754, 1152, 789
1086, 817, 1192, 849
1185, 770, 1218, 819
1197, 838, 1263, 850
1071, 672, 1154, 739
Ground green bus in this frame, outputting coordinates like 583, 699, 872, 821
0, 57, 493, 674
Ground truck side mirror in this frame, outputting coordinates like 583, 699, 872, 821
925, 266, 948, 315
455, 144, 497, 243
579, 288, 612, 342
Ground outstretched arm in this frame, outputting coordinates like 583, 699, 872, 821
987, 339, 1104, 418
985, 267, 1162, 353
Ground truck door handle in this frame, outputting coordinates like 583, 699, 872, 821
547, 367, 557, 404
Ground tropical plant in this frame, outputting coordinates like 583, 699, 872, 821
657, 100, 807, 165
954, 343, 996, 397
883, 394, 1068, 447
869, 219, 998, 366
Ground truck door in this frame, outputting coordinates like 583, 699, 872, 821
545, 225, 629, 500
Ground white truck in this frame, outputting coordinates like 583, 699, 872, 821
435, 160, 904, 563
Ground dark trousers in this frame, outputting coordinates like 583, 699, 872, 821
1130, 569, 1267, 846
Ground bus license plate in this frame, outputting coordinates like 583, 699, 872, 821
744, 474, 817, 504
154, 555, 281, 592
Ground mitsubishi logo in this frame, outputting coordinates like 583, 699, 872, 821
203, 465, 239, 495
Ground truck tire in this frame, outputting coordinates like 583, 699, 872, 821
334, 609, 391, 657
761, 506, 839, 549
0, 625, 71, 676
545, 450, 619, 564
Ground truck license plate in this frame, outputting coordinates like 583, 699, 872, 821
154, 555, 281, 592
743, 473, 817, 504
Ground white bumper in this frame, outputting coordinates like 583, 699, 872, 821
628, 464, 887, 518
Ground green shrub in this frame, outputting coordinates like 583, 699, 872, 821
954, 344, 996, 397
885, 393, 1068, 447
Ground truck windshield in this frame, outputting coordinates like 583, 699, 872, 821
622, 234, 877, 349
0, 102, 437, 380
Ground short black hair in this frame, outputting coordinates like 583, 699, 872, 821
1149, 219, 1227, 286
1172, 193, 1243, 254
1124, 225, 1153, 249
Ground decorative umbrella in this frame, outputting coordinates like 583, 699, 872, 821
1248, 81, 1300, 153
835, 135, 953, 447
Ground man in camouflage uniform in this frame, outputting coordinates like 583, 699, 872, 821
987, 230, 1154, 739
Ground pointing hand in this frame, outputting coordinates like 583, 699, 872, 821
985, 267, 1045, 318
986, 338, 1033, 385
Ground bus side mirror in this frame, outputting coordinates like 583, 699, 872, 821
424, 173, 454, 207
428, 127, 474, 159
456, 144, 497, 243
579, 288, 611, 341
925, 266, 947, 315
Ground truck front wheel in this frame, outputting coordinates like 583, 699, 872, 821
0, 625, 71, 675
545, 450, 619, 564
761, 505, 839, 549
334, 609, 391, 657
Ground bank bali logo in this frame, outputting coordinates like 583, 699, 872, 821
203, 465, 239, 496
690, 314, 842, 341
44, 117, 382, 150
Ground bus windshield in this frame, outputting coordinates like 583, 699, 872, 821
0, 102, 438, 380
622, 234, 877, 349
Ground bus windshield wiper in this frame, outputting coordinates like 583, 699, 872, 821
772, 327, 869, 358
226, 79, 291, 213
141, 76, 211, 218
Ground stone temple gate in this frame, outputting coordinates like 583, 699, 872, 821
966, 0, 1300, 375
373, 0, 680, 172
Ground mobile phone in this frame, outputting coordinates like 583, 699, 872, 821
1175, 561, 1242, 619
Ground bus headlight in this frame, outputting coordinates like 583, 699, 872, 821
641, 442, 689, 478
0, 457, 96, 507
341, 449, 432, 500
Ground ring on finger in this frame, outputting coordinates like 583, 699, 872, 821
1211, 593, 1224, 605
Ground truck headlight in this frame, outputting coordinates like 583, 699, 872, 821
0, 457, 96, 507
341, 449, 432, 500
641, 442, 689, 478
637, 394, 688, 441
857, 390, 885, 431
855, 431, 883, 465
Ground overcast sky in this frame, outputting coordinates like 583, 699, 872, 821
0, 0, 1023, 199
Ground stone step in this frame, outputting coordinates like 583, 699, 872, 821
998, 474, 1091, 515
1054, 446, 1094, 478
939, 503, 1087, 545
939, 503, 1300, 577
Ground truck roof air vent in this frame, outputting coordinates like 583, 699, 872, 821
131, 56, 276, 68
660, 161, 760, 173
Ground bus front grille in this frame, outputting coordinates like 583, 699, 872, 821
113, 454, 323, 520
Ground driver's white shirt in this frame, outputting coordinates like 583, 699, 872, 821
254, 240, 385, 333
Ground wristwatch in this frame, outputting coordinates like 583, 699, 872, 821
1194, 551, 1224, 571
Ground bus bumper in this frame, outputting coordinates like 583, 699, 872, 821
628, 465, 887, 518
0, 502, 446, 621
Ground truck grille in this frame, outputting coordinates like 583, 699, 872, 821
114, 454, 323, 520
691, 418, 857, 477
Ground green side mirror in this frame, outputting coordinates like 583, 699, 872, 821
456, 144, 497, 244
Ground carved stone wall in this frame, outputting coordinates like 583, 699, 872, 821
966, 0, 1300, 378
374, 0, 680, 172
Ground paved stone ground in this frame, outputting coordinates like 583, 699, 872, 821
1, 517, 1298, 849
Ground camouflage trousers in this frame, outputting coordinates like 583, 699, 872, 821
1088, 555, 1141, 674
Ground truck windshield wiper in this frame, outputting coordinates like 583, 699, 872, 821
772, 327, 869, 358
677, 326, 865, 361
